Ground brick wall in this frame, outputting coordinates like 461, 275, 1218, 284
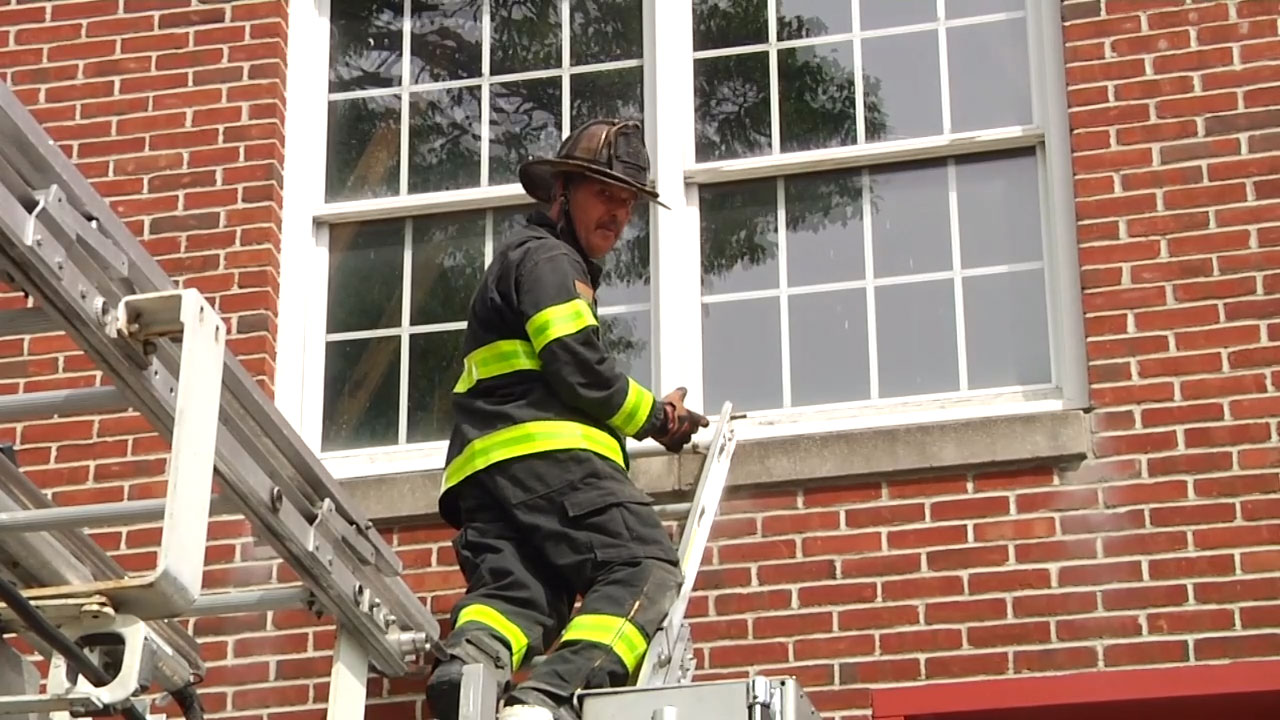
2, 1, 1280, 720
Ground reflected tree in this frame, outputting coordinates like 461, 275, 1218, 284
322, 0, 889, 449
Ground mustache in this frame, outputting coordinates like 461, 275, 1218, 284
596, 220, 620, 234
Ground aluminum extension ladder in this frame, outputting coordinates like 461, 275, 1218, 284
0, 81, 448, 719
453, 406, 821, 720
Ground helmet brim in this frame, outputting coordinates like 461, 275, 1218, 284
519, 157, 669, 209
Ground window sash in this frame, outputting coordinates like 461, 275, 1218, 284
277, 0, 1086, 465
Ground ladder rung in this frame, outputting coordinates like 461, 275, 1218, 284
0, 386, 128, 423
0, 494, 236, 534
0, 308, 59, 338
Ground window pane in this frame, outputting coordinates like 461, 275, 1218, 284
948, 17, 1032, 132
407, 331, 466, 442
493, 204, 538, 253
323, 336, 400, 451
491, 0, 561, 74
876, 280, 959, 397
870, 160, 951, 278
490, 77, 561, 186
779, 41, 858, 153
327, 219, 403, 333
700, 179, 779, 295
409, 86, 482, 194
600, 204, 650, 305
410, 212, 486, 326
785, 170, 865, 287
946, 0, 1024, 18
790, 289, 869, 406
777, 0, 852, 41
330, 0, 402, 92
410, 0, 482, 83
326, 96, 401, 202
572, 0, 643, 64
860, 0, 937, 30
703, 299, 783, 412
602, 311, 652, 390
695, 52, 771, 162
694, 0, 768, 51
956, 149, 1043, 267
861, 31, 942, 142
572, 67, 644, 128
964, 270, 1051, 390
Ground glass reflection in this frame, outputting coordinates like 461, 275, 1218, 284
700, 179, 778, 294
327, 218, 403, 333
694, 0, 768, 51
407, 330, 467, 442
777, 0, 852, 40
327, 96, 400, 202
572, 0, 643, 64
599, 204, 650, 304
330, 0, 402, 92
323, 336, 400, 451
572, 67, 644, 128
409, 86, 482, 193
601, 311, 652, 389
779, 41, 858, 153
411, 212, 486, 326
695, 52, 771, 162
410, 0, 482, 83
492, 0, 561, 74
490, 77, 561, 185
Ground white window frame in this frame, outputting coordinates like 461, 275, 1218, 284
276, 0, 1086, 480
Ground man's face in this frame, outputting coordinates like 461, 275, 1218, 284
564, 176, 637, 259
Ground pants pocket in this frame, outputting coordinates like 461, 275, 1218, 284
561, 479, 678, 564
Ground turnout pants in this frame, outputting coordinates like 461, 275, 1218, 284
434, 455, 682, 711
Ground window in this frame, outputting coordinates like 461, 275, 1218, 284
278, 0, 1084, 473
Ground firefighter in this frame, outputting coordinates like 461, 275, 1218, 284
424, 118, 709, 720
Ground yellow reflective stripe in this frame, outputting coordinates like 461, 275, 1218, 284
442, 421, 625, 493
456, 604, 530, 669
607, 378, 654, 437
453, 339, 541, 393
560, 614, 648, 673
526, 298, 597, 352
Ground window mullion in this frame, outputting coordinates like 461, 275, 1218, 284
646, 0, 704, 410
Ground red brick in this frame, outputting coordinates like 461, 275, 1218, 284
1149, 608, 1237, 635
718, 539, 796, 564
930, 496, 1008, 521
1116, 119, 1199, 145
1015, 488, 1099, 513
1103, 530, 1189, 557
1195, 577, 1280, 604
1195, 473, 1280, 498
1012, 592, 1097, 618
926, 546, 1008, 572
801, 532, 881, 557
1014, 646, 1098, 673
1149, 503, 1237, 528
1241, 448, 1280, 470
796, 582, 876, 608
974, 517, 1057, 542
1195, 634, 1280, 661
887, 525, 966, 550
1057, 615, 1142, 641
1060, 560, 1144, 586
803, 483, 882, 507
757, 560, 834, 584
967, 566, 1049, 594
1102, 480, 1188, 507
1016, 538, 1099, 563
880, 628, 962, 655
972, 470, 1058, 493
1241, 604, 1280, 628
1156, 91, 1237, 117
1142, 403, 1225, 427
1243, 498, 1280, 521
708, 641, 789, 668
924, 652, 1009, 679
924, 598, 1007, 625
882, 575, 964, 601
1083, 286, 1167, 313
1091, 381, 1176, 406
761, 510, 839, 536
1090, 336, 1170, 361
1103, 640, 1189, 667
1093, 431, 1179, 457
752, 611, 833, 639
841, 552, 922, 578
841, 658, 921, 685
1060, 509, 1145, 535
838, 605, 919, 631
1182, 373, 1269, 399
1121, 165, 1202, 192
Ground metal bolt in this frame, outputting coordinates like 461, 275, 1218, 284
270, 487, 283, 513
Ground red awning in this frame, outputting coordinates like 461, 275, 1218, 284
870, 659, 1280, 720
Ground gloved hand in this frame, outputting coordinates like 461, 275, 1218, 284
652, 387, 709, 453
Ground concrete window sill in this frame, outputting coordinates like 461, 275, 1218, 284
341, 409, 1092, 525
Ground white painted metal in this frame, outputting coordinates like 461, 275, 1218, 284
327, 628, 371, 720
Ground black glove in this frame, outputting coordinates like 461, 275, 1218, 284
652, 387, 709, 453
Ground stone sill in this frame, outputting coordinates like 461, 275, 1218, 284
342, 409, 1092, 526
